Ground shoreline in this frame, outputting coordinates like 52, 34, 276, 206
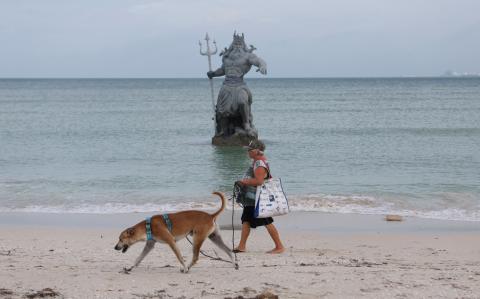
1, 210, 479, 234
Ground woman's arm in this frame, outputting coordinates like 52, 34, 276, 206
240, 167, 267, 186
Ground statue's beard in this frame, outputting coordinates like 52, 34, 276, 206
228, 47, 245, 59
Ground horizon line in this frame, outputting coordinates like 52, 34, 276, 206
1, 75, 476, 80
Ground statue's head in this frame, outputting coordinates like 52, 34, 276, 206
231, 32, 247, 50
222, 31, 248, 57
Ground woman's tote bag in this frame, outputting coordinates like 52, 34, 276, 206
254, 178, 289, 218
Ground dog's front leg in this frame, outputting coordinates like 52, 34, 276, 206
124, 240, 155, 273
164, 238, 187, 273
187, 233, 206, 272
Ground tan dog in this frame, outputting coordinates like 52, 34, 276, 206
114, 191, 238, 273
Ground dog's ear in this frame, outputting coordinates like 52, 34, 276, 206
127, 228, 135, 236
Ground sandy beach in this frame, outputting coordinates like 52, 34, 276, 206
1, 212, 479, 299
2, 0, 480, 297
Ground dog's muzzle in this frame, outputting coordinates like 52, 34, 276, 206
114, 244, 129, 253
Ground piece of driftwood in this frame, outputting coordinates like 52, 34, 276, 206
385, 215, 403, 221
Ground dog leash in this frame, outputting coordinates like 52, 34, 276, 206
184, 195, 237, 265
185, 234, 233, 264
231, 191, 239, 265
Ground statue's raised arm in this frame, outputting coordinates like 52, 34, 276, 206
248, 54, 267, 75
209, 32, 268, 145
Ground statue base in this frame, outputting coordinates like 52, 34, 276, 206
212, 134, 257, 146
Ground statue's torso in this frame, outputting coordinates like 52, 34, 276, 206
223, 53, 252, 78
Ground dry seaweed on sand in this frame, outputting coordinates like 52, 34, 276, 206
224, 290, 279, 299
0, 288, 14, 296
24, 288, 62, 298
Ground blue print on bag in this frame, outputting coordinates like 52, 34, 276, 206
269, 195, 275, 202
254, 194, 260, 218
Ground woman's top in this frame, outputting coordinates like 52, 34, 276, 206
242, 158, 270, 205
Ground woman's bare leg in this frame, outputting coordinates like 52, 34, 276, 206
265, 223, 285, 254
235, 222, 251, 252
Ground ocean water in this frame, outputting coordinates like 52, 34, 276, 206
0, 78, 479, 221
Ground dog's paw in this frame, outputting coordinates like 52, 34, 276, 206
180, 266, 189, 273
120, 267, 132, 274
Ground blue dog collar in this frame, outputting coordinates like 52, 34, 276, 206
146, 214, 172, 241
145, 217, 154, 241
162, 214, 173, 232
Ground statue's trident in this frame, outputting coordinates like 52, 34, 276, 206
199, 33, 217, 129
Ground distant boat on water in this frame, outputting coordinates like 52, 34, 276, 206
442, 70, 480, 77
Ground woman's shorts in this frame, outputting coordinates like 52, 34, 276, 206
241, 206, 274, 228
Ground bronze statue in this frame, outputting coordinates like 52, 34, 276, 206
204, 32, 267, 145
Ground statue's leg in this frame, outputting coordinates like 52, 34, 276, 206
215, 112, 222, 136
215, 88, 228, 137
248, 95, 253, 126
237, 90, 257, 136
215, 114, 229, 137
237, 90, 250, 130
221, 117, 230, 136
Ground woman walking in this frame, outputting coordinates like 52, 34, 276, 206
234, 140, 285, 254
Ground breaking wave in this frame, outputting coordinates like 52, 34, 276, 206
1, 193, 478, 222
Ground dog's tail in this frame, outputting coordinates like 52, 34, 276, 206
210, 191, 226, 219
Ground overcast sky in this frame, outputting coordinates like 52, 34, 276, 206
1, 0, 479, 78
